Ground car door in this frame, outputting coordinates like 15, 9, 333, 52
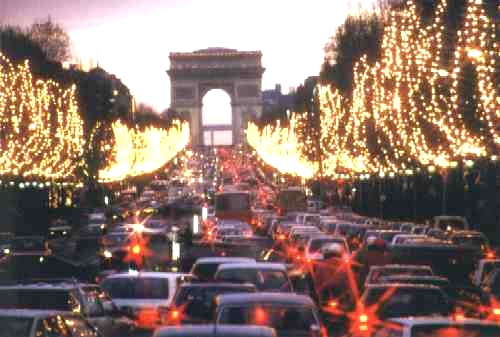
80, 288, 114, 336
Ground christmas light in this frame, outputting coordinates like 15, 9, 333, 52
0, 52, 84, 180
99, 120, 190, 182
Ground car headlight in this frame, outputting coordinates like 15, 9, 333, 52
3, 248, 11, 255
103, 250, 113, 259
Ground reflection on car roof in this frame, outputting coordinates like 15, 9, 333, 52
216, 262, 286, 271
216, 292, 315, 307
154, 324, 276, 337
0, 309, 67, 318
195, 257, 256, 264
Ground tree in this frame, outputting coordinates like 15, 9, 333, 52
320, 10, 384, 96
28, 18, 71, 63
0, 25, 63, 79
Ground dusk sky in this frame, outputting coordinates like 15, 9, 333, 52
1, 0, 375, 112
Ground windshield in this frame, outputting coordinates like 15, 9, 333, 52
174, 286, 255, 319
309, 238, 346, 253
412, 325, 500, 337
191, 263, 220, 281
101, 278, 169, 299
0, 317, 33, 337
215, 269, 291, 292
364, 288, 449, 319
219, 305, 317, 331
452, 235, 488, 248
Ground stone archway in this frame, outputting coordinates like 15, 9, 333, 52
167, 48, 265, 146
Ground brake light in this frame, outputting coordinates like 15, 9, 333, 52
486, 251, 496, 259
278, 234, 286, 241
328, 300, 338, 308
132, 244, 141, 255
359, 314, 368, 323
493, 308, 500, 316
170, 310, 179, 320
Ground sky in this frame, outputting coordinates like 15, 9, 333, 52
0, 0, 375, 112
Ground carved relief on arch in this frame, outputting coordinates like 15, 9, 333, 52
174, 86, 196, 100
237, 84, 259, 98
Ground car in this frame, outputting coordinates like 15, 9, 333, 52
390, 234, 427, 245
0, 309, 103, 337
190, 257, 256, 282
0, 280, 133, 336
361, 283, 451, 321
153, 324, 277, 337
363, 230, 404, 245
433, 215, 469, 231
366, 317, 500, 337
215, 292, 323, 337
214, 262, 293, 292
165, 282, 257, 325
449, 230, 491, 255
365, 265, 434, 287
100, 271, 188, 329
0, 232, 13, 258
304, 235, 350, 261
46, 226, 72, 252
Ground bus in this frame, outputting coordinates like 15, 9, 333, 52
276, 187, 307, 215
214, 191, 252, 223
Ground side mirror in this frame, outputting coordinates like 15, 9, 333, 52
102, 301, 120, 317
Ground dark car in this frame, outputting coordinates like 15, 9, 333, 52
190, 257, 256, 282
361, 283, 451, 320
166, 282, 256, 325
0, 309, 103, 337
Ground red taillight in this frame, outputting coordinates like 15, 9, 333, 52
278, 234, 285, 241
493, 308, 500, 316
486, 251, 496, 259
328, 300, 338, 308
132, 244, 141, 255
170, 310, 179, 320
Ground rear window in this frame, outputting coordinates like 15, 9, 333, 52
101, 278, 169, 299
192, 263, 220, 281
0, 290, 78, 311
0, 317, 33, 337
369, 268, 432, 283
218, 305, 317, 332
215, 269, 291, 292
174, 286, 255, 320
412, 325, 500, 337
309, 238, 346, 253
365, 288, 449, 319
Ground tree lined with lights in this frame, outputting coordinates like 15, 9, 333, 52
0, 52, 84, 180
99, 120, 190, 182
247, 0, 497, 180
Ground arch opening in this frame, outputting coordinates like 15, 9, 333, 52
202, 89, 233, 146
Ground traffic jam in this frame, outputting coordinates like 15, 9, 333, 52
1, 148, 500, 337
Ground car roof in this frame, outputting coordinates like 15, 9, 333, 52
365, 283, 442, 290
180, 282, 256, 290
0, 309, 67, 318
389, 316, 500, 327
104, 272, 188, 279
370, 264, 432, 271
216, 292, 315, 307
154, 325, 276, 337
195, 257, 256, 264
216, 262, 287, 272
0, 281, 96, 290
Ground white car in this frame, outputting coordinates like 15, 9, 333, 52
367, 317, 500, 337
100, 271, 188, 329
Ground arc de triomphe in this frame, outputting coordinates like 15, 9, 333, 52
167, 48, 265, 146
